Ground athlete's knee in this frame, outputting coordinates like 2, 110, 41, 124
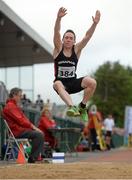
53, 81, 64, 92
82, 76, 97, 89
91, 78, 97, 89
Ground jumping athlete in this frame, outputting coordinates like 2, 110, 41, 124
53, 7, 101, 122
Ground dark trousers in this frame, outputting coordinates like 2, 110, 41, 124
89, 128, 97, 150
17, 130, 44, 159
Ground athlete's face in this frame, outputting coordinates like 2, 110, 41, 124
62, 32, 75, 48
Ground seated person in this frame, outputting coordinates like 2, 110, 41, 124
38, 106, 57, 150
2, 87, 44, 163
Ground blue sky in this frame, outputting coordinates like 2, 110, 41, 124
3, 0, 132, 105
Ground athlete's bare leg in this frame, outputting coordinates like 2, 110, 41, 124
53, 80, 73, 106
77, 76, 96, 122
81, 76, 97, 105
53, 80, 80, 116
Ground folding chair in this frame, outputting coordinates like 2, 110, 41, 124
3, 119, 30, 161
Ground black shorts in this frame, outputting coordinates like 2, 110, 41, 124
54, 77, 84, 94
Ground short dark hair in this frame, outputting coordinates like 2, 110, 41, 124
63, 29, 76, 41
9, 87, 22, 98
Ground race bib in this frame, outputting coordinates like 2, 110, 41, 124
58, 66, 75, 78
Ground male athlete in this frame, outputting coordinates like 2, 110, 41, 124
53, 7, 101, 122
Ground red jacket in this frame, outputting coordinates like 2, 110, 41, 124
2, 99, 33, 137
38, 115, 56, 148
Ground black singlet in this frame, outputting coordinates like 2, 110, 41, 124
54, 46, 78, 82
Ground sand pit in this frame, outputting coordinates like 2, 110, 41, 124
0, 161, 132, 179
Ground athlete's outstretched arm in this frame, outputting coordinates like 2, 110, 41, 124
75, 10, 101, 53
53, 7, 67, 54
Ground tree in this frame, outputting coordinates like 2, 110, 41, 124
92, 61, 132, 127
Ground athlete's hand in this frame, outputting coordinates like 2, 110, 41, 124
92, 10, 101, 24
57, 7, 67, 18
